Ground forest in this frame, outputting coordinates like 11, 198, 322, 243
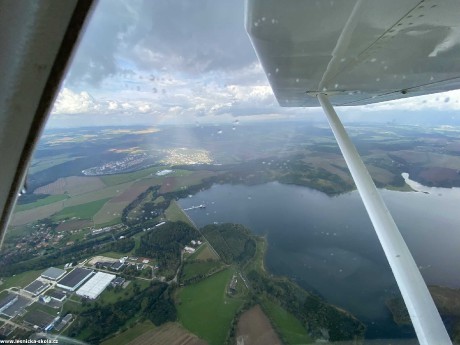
136, 221, 200, 279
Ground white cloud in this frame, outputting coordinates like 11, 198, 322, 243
52, 88, 98, 114
362, 90, 460, 112
138, 104, 151, 113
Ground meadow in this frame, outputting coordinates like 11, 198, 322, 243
180, 260, 223, 282
177, 268, 244, 345
262, 299, 311, 345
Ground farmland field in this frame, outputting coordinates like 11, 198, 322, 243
29, 154, 81, 175
93, 201, 128, 226
236, 305, 281, 345
56, 219, 92, 232
188, 243, 219, 261
53, 198, 111, 220
33, 176, 106, 195
14, 194, 69, 213
101, 321, 156, 345
100, 166, 164, 186
181, 261, 224, 282
64, 181, 135, 207
262, 299, 311, 345
11, 201, 66, 226
0, 269, 42, 290
177, 268, 244, 345
122, 322, 207, 345
164, 201, 194, 226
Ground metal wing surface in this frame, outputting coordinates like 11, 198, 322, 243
246, 0, 460, 106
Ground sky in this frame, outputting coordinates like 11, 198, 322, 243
49, 0, 460, 128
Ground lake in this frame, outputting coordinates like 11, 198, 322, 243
178, 176, 460, 339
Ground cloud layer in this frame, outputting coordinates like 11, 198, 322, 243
50, 0, 460, 127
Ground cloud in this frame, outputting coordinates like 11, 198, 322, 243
360, 90, 460, 112
51, 0, 460, 127
65, 0, 256, 88
52, 88, 99, 114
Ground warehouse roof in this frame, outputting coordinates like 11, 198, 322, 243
76, 272, 115, 299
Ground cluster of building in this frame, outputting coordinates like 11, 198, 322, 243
0, 253, 138, 336
92, 223, 125, 236
82, 153, 148, 176
184, 239, 203, 254
160, 148, 213, 165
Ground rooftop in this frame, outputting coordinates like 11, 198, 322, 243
41, 267, 66, 280
23, 280, 47, 295
0, 294, 17, 310
57, 267, 93, 290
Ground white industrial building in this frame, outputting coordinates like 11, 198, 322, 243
76, 272, 115, 299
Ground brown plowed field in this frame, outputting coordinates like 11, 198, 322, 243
127, 322, 207, 345
56, 219, 92, 232
236, 305, 282, 345
159, 177, 177, 194
110, 185, 150, 203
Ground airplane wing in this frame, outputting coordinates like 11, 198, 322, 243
246, 0, 460, 106
246, 1, 457, 344
0, 1, 94, 245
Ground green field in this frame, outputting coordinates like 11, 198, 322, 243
0, 269, 42, 290
27, 301, 59, 317
101, 320, 155, 345
177, 268, 244, 345
181, 261, 223, 282
65, 181, 134, 207
188, 243, 219, 261
164, 200, 193, 226
99, 280, 150, 305
53, 198, 111, 220
15, 194, 69, 213
262, 299, 312, 345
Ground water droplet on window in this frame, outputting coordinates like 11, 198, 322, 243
430, 76, 434, 81
275, 68, 279, 73
334, 83, 339, 88
217, 130, 223, 134
296, 78, 300, 83
262, 17, 266, 21
271, 19, 276, 24
402, 75, 406, 79
247, 196, 252, 200
340, 58, 346, 62
383, 66, 388, 70
376, 78, 380, 82
234, 119, 240, 125
254, 22, 259, 27
232, 126, 236, 131
370, 58, 377, 62
322, 87, 327, 91
445, 97, 450, 103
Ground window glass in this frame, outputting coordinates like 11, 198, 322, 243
2, 1, 460, 344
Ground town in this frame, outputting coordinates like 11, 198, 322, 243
82, 153, 149, 176
0, 236, 203, 338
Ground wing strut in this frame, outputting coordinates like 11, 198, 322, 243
317, 93, 452, 345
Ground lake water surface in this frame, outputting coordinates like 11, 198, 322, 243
178, 176, 460, 339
